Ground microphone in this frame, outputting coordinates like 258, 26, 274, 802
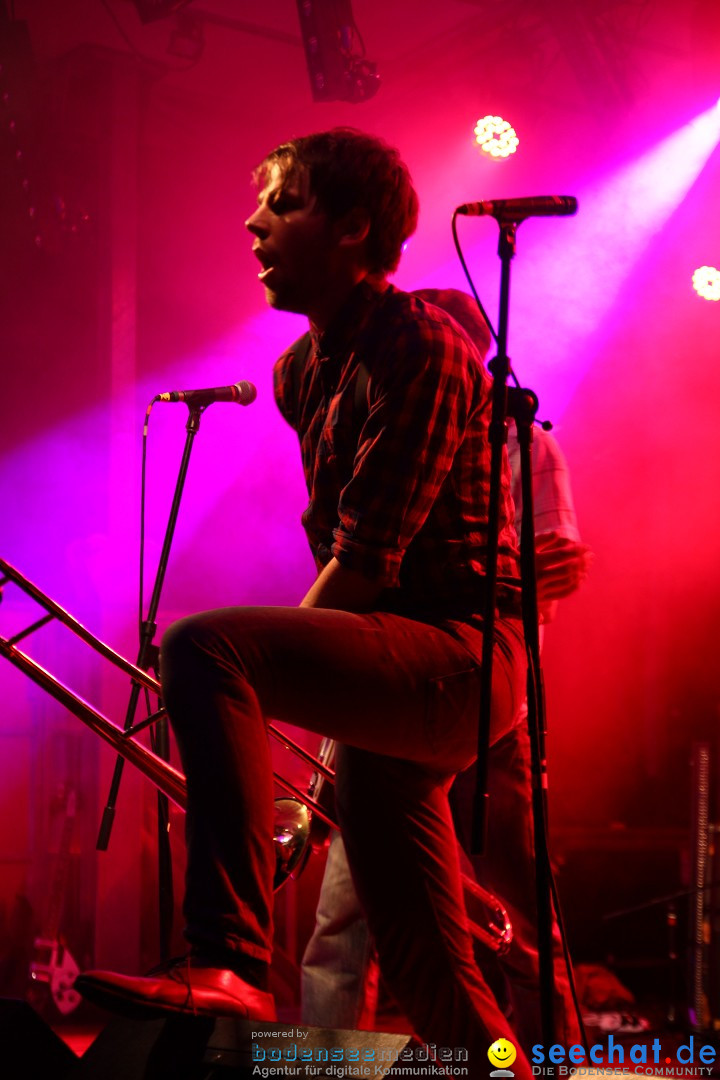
455, 196, 578, 221
156, 381, 257, 407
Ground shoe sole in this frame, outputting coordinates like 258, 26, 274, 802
75, 977, 270, 1022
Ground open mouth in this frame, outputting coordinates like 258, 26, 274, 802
253, 246, 276, 282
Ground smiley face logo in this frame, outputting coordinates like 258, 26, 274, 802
488, 1038, 517, 1071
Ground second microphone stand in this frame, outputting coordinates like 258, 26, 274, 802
96, 403, 204, 959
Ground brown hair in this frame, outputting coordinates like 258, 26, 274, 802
253, 128, 419, 275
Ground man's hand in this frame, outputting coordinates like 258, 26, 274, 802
535, 533, 592, 607
300, 557, 383, 613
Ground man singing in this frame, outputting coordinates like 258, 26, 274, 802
77, 128, 531, 1078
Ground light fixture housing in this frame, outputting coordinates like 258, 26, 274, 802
295, 0, 380, 103
130, 0, 194, 25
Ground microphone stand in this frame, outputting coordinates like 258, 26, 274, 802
471, 217, 556, 1045
96, 403, 203, 959
512, 385, 557, 1049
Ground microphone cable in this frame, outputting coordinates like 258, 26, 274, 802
451, 209, 522, 391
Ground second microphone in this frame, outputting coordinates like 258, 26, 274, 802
156, 381, 257, 407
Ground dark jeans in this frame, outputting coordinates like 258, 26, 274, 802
160, 604, 531, 1076
302, 722, 582, 1052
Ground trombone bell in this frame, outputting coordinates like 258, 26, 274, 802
273, 798, 312, 889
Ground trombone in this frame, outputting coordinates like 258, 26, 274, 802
0, 558, 512, 955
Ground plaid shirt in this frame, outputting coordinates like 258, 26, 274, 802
274, 281, 520, 613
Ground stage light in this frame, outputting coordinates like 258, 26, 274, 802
295, 0, 380, 104
692, 265, 720, 301
474, 115, 519, 159
130, 0, 194, 23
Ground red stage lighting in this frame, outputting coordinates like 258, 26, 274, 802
474, 115, 519, 159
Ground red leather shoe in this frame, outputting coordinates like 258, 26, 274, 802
74, 957, 276, 1021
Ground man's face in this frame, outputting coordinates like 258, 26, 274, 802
245, 163, 338, 317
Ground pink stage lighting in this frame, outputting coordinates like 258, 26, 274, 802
473, 115, 519, 159
692, 265, 720, 301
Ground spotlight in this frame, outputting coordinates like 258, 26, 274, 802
130, 0, 194, 23
692, 265, 720, 301
295, 0, 380, 104
474, 115, 519, 159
